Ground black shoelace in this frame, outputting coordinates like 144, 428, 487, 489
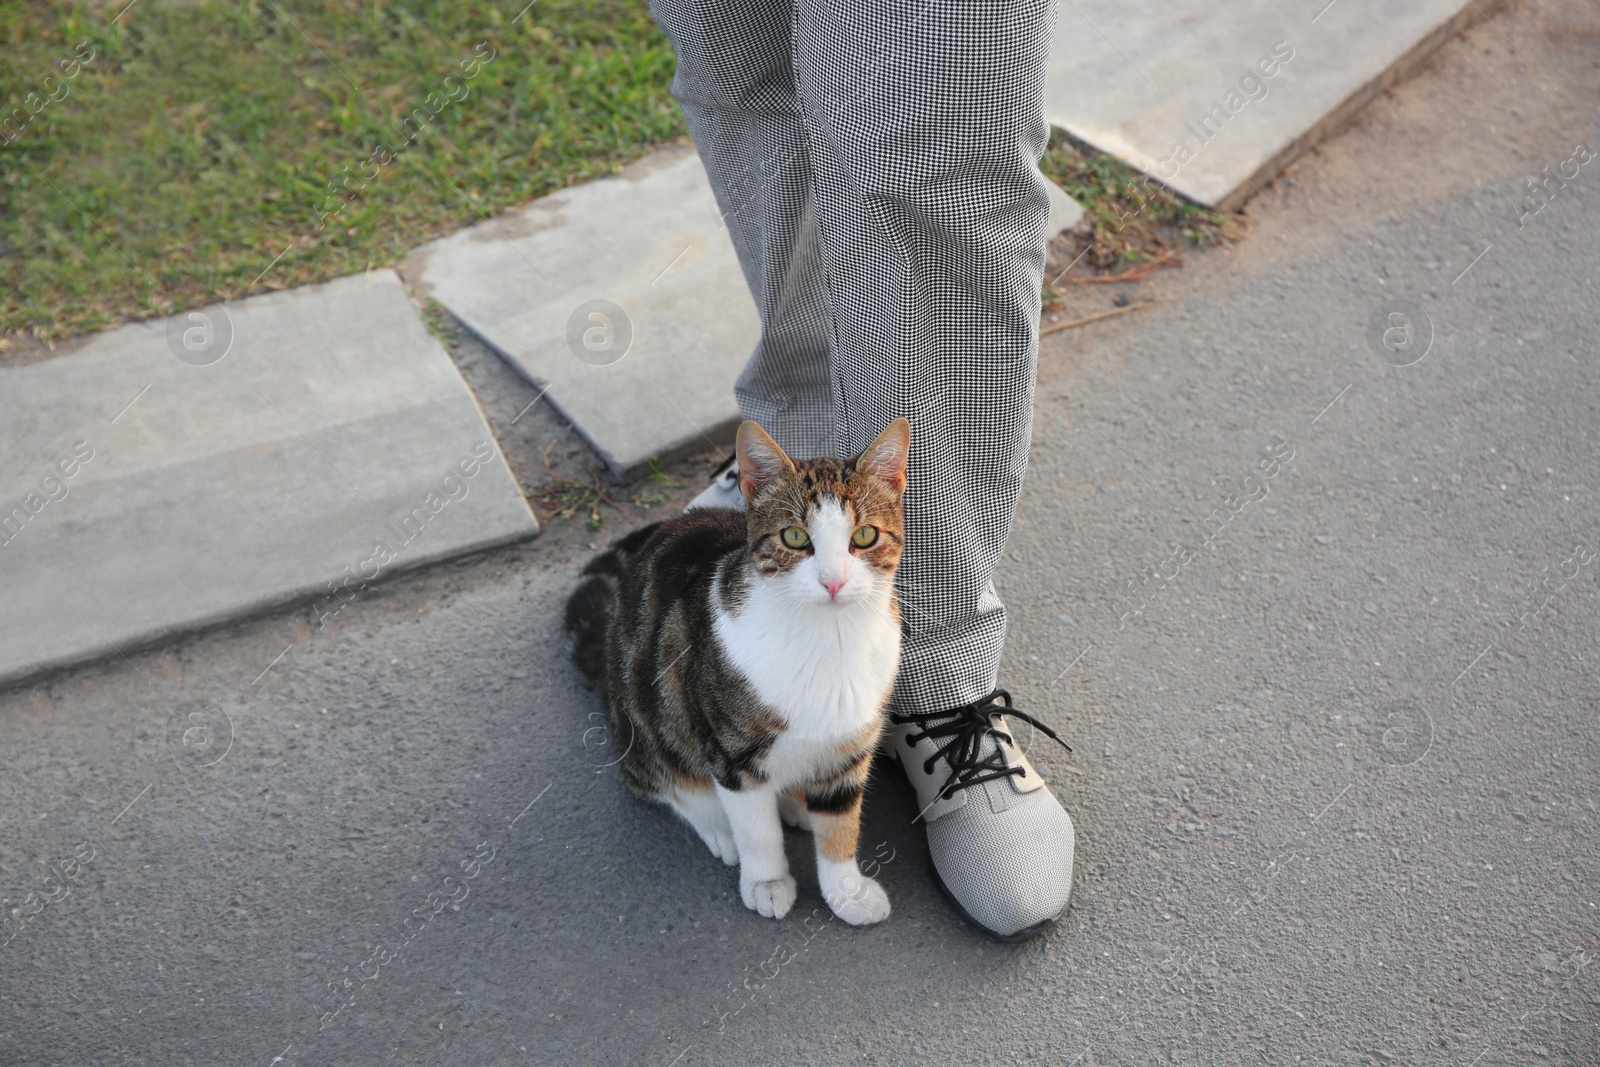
890, 689, 1071, 804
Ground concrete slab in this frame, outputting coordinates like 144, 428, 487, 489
0, 269, 538, 689
406, 143, 758, 481
1046, 0, 1501, 208
409, 143, 1084, 480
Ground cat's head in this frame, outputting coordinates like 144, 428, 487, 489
735, 418, 910, 608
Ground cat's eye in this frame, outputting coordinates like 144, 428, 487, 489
851, 525, 879, 548
780, 526, 811, 549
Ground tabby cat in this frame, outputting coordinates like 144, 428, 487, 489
565, 418, 911, 924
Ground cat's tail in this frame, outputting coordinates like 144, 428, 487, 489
563, 520, 663, 685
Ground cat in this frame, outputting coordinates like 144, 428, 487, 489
564, 417, 911, 925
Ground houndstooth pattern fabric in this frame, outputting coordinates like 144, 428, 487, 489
649, 0, 1055, 716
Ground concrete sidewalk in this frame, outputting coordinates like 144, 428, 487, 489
1046, 0, 1506, 207
407, 143, 1084, 480
0, 271, 539, 689
1, 1, 1597, 1064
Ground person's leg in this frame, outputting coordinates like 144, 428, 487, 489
792, 0, 1074, 939
648, 0, 838, 461
792, 0, 1049, 719
654, 0, 1072, 939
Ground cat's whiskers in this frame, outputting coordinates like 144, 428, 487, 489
888, 573, 984, 639
890, 593, 963, 640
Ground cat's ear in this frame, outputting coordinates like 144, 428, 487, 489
856, 417, 910, 495
736, 420, 795, 501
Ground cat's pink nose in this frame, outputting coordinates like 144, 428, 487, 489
822, 574, 848, 599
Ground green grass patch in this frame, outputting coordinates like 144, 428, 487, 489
1, 0, 684, 340
1042, 129, 1236, 272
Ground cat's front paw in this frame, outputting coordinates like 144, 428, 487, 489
740, 874, 797, 919
823, 872, 890, 926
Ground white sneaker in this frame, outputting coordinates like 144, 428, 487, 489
685, 454, 745, 512
889, 689, 1076, 940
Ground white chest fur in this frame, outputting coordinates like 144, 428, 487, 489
713, 565, 900, 789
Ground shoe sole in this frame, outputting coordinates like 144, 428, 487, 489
926, 854, 1072, 943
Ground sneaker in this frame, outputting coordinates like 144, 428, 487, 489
889, 689, 1075, 940
685, 453, 745, 512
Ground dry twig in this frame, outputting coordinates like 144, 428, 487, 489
1064, 249, 1181, 285
1041, 301, 1152, 336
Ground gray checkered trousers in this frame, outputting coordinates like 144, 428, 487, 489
650, 0, 1056, 715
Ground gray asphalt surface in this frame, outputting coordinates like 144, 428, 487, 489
3, 2, 1598, 1064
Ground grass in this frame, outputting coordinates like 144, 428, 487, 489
1042, 129, 1236, 273
1, 5, 1231, 348
1, 0, 683, 341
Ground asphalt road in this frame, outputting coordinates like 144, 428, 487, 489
3, 2, 1598, 1064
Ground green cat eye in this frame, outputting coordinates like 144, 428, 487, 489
780, 526, 811, 549
851, 525, 879, 548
